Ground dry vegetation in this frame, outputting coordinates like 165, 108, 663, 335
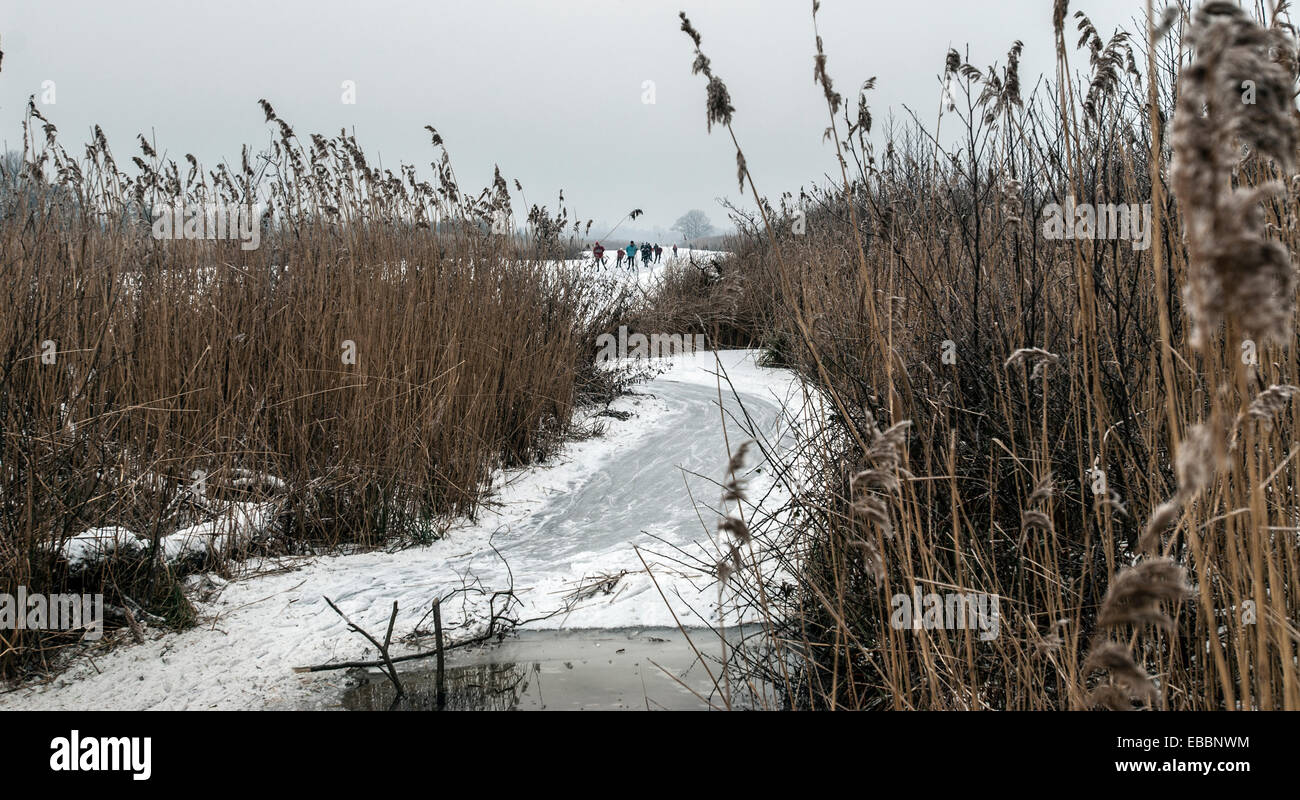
671, 1, 1300, 710
5, 0, 1300, 713
0, 81, 625, 675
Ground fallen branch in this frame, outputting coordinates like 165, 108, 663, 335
293, 587, 561, 674
319, 597, 404, 700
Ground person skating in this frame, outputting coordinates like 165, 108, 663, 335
615, 247, 625, 269
593, 241, 605, 268
641, 242, 652, 267
625, 241, 637, 271
653, 243, 662, 263
672, 243, 678, 259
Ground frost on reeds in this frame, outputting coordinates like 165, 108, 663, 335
1171, 2, 1300, 348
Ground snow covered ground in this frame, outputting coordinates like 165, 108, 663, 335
0, 349, 805, 710
579, 246, 721, 289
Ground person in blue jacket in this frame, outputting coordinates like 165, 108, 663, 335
625, 241, 637, 270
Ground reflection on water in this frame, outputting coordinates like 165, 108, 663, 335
346, 661, 542, 711
340, 628, 741, 711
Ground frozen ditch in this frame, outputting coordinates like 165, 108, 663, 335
0, 349, 802, 710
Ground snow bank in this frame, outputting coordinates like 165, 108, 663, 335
60, 527, 149, 571
55, 497, 283, 571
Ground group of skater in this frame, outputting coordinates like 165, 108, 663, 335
590, 241, 677, 270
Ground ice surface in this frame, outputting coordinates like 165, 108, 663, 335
2, 349, 803, 710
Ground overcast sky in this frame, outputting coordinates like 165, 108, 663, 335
1, 0, 1147, 235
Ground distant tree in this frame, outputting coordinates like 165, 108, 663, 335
672, 209, 714, 241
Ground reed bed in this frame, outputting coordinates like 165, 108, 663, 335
677, 1, 1300, 710
0, 85, 622, 675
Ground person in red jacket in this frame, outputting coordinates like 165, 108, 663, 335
592, 242, 606, 267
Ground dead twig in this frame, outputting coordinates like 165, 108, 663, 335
320, 597, 405, 700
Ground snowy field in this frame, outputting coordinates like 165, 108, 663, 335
576, 246, 718, 291
1, 345, 806, 710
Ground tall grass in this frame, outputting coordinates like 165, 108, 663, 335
0, 93, 622, 675
679, 1, 1300, 710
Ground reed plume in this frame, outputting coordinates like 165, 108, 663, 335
1084, 640, 1160, 709
1096, 557, 1190, 631
1140, 424, 1215, 554
1171, 1, 1299, 347
1246, 383, 1300, 427
1019, 472, 1055, 546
